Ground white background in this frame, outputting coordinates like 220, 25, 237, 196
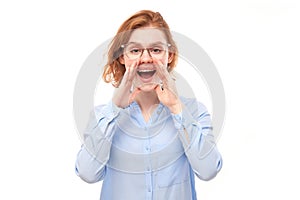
1, 0, 299, 199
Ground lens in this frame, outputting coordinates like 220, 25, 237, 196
124, 45, 142, 59
122, 43, 170, 60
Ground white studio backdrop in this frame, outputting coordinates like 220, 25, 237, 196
0, 0, 299, 199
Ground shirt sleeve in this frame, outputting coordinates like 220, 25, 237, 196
171, 98, 223, 181
75, 101, 120, 183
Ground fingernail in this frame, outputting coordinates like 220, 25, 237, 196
130, 84, 134, 93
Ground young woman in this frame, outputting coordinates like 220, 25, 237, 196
75, 10, 222, 200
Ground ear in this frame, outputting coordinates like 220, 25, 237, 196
168, 52, 174, 64
119, 55, 125, 65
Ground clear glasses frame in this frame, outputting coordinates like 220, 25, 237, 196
121, 42, 171, 60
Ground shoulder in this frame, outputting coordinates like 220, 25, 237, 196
93, 100, 120, 121
179, 96, 209, 116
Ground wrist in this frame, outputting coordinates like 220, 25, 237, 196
169, 102, 182, 114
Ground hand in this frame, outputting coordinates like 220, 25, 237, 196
112, 60, 141, 108
154, 60, 182, 114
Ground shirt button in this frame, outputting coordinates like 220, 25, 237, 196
148, 188, 151, 192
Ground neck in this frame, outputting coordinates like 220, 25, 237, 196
135, 90, 159, 111
135, 90, 160, 121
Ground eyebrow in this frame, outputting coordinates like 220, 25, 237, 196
126, 41, 167, 46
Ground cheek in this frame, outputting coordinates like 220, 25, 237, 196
124, 59, 135, 68
158, 57, 169, 66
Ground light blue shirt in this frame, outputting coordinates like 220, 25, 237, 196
75, 97, 222, 200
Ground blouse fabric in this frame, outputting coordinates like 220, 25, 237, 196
75, 97, 222, 200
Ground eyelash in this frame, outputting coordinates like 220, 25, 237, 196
129, 48, 162, 54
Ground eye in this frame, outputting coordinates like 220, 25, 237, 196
129, 48, 142, 55
150, 47, 163, 54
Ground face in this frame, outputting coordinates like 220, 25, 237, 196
119, 28, 174, 91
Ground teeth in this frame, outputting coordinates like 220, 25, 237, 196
137, 69, 155, 72
137, 69, 156, 79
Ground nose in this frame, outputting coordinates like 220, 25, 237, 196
140, 49, 153, 63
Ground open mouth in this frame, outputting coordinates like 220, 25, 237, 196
137, 69, 156, 79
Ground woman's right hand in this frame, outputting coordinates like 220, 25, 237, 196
112, 60, 141, 108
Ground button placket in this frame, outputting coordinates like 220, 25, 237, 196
144, 127, 153, 199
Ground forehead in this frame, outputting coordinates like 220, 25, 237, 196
128, 28, 167, 44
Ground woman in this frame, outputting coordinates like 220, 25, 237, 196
75, 10, 222, 200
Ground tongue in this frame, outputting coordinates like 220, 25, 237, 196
138, 71, 155, 79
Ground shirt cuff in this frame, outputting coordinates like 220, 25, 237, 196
103, 100, 121, 121
171, 112, 183, 129
171, 108, 199, 130
172, 108, 202, 149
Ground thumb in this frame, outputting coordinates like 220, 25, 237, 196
155, 84, 164, 97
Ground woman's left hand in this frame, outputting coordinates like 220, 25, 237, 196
154, 60, 182, 114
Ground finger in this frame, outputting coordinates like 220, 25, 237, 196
128, 60, 138, 75
153, 59, 164, 79
124, 60, 139, 84
154, 84, 164, 97
155, 60, 177, 86
154, 59, 168, 74
153, 60, 171, 85
155, 74, 178, 99
153, 60, 178, 97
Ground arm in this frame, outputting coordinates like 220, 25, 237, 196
75, 101, 120, 183
172, 98, 223, 181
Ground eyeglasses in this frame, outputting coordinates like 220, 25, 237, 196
121, 42, 171, 60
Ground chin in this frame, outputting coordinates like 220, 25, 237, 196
138, 83, 157, 92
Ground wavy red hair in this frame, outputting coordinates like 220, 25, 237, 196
102, 10, 178, 87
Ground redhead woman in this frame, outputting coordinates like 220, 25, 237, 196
75, 10, 222, 200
